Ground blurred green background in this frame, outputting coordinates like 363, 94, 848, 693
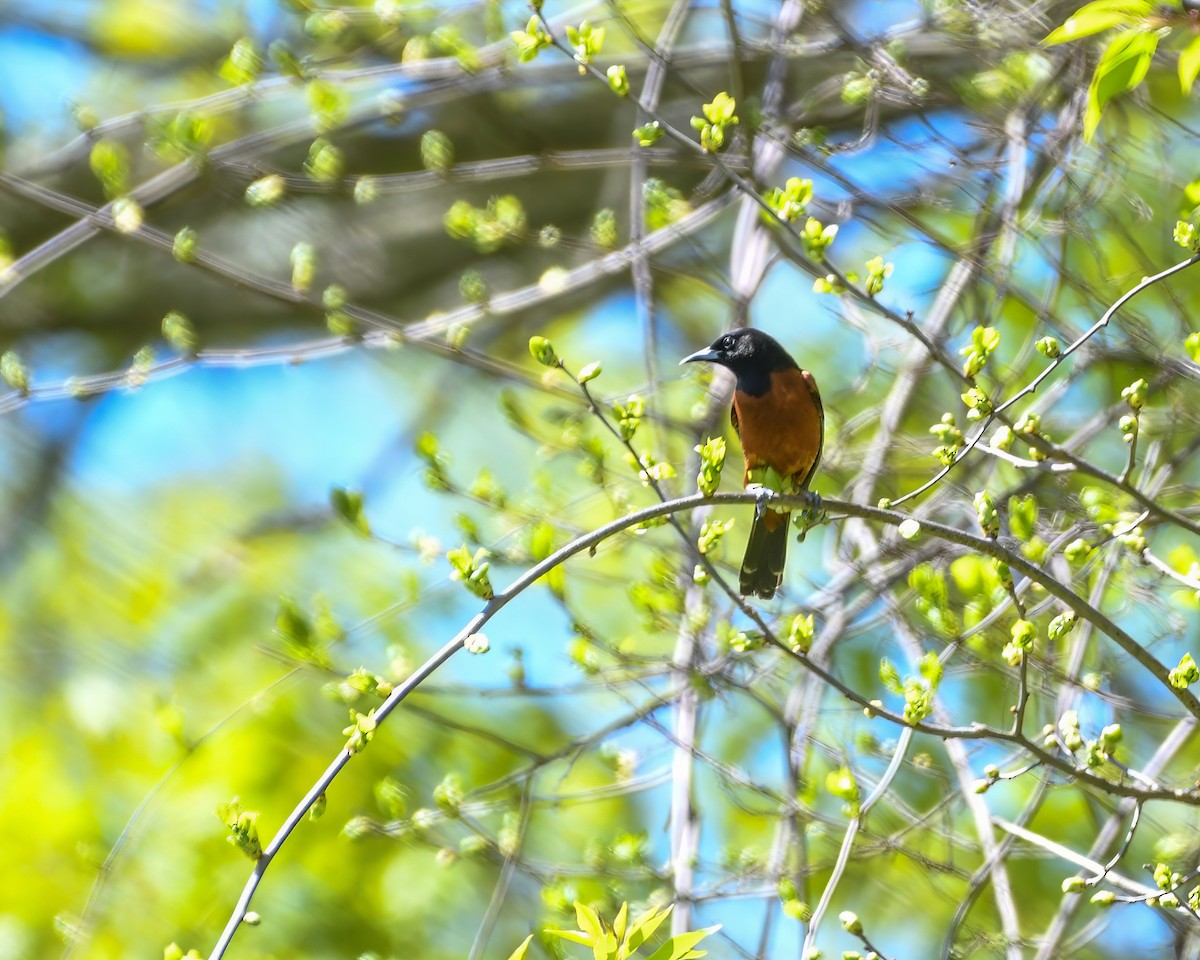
4, 1, 1200, 958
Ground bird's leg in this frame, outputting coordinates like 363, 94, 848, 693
792, 489, 824, 542
746, 482, 776, 519
746, 465, 786, 518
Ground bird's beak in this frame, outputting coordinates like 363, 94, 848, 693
680, 348, 719, 366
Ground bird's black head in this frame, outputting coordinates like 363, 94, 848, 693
680, 327, 799, 395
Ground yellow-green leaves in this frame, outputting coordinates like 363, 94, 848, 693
506, 935, 535, 960
800, 217, 838, 261
812, 273, 845, 295
1180, 33, 1200, 92
1048, 609, 1078, 641
161, 310, 197, 355
613, 395, 644, 440
826, 765, 859, 808
694, 436, 726, 496
930, 412, 962, 465
841, 72, 876, 105
89, 139, 129, 199
342, 708, 377, 754
565, 20, 605, 72
269, 38, 305, 78
1, 349, 30, 394
306, 9, 350, 39
172, 226, 198, 262
420, 129, 455, 173
290, 241, 316, 293
1175, 220, 1199, 252
304, 138, 343, 182
910, 562, 957, 636
778, 877, 812, 921
863, 255, 893, 296
878, 652, 941, 723
306, 78, 349, 132
530, 521, 564, 597
1008, 494, 1038, 541
1084, 28, 1159, 139
643, 179, 689, 230
1038, 2, 1194, 137
697, 517, 733, 556
216, 797, 262, 860
690, 92, 738, 152
148, 110, 212, 165
961, 324, 1000, 377
275, 594, 340, 666
960, 386, 991, 420
459, 269, 487, 306
591, 208, 619, 249
528, 335, 559, 367
511, 16, 551, 62
447, 545, 494, 599
111, 197, 144, 234
762, 177, 813, 224
541, 901, 716, 960
219, 37, 263, 86
445, 195, 527, 252
331, 487, 370, 535
973, 491, 999, 538
1003, 618, 1037, 666
353, 176, 379, 205
1184, 330, 1200, 363
607, 64, 630, 97
1064, 537, 1094, 564
245, 174, 286, 207
1121, 377, 1148, 410
1042, 0, 1152, 46
1169, 652, 1199, 688
633, 121, 663, 147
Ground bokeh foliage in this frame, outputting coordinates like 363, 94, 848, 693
4, 1, 1200, 959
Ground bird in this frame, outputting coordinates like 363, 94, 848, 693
681, 327, 824, 599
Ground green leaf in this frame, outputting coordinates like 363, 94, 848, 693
1180, 34, 1200, 93
89, 139, 130, 199
622, 905, 672, 958
506, 935, 535, 960
1, 349, 30, 394
245, 174, 286, 207
545, 929, 594, 946
1084, 29, 1160, 140
575, 902, 605, 944
331, 487, 370, 535
161, 310, 197, 355
420, 129, 455, 173
643, 925, 721, 960
918, 650, 944, 687
1043, 0, 1151, 45
878, 658, 904, 694
612, 903, 629, 945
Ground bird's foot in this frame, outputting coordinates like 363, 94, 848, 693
747, 483, 776, 519
793, 490, 825, 542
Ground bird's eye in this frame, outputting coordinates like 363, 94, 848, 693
721, 335, 734, 350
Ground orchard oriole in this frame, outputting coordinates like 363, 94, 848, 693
681, 328, 823, 599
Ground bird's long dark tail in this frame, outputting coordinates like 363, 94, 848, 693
740, 510, 788, 599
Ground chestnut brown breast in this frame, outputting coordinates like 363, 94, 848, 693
731, 367, 824, 488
